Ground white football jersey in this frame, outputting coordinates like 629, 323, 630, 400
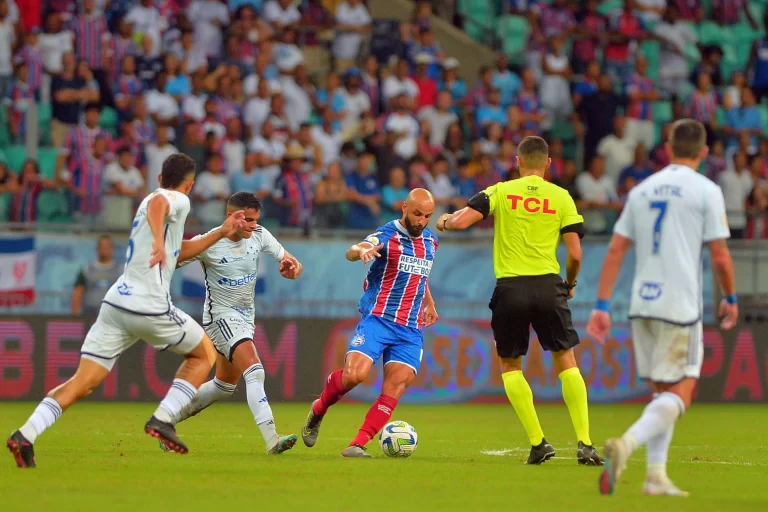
181, 225, 285, 325
614, 164, 730, 325
103, 189, 191, 314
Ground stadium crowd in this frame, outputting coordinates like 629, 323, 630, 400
0, 0, 767, 237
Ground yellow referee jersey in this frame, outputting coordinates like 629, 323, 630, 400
481, 175, 583, 279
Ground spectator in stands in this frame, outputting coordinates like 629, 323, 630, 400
314, 161, 348, 229
713, 0, 757, 28
297, 122, 323, 183
10, 160, 52, 222
281, 63, 313, 132
145, 71, 180, 131
528, 0, 576, 82
71, 234, 121, 316
385, 92, 420, 161
333, 0, 372, 70
441, 122, 467, 174
106, 16, 136, 87
724, 88, 762, 151
5, 59, 32, 144
126, 0, 164, 57
704, 139, 727, 180
383, 58, 418, 110
491, 54, 520, 109
439, 58, 466, 113
339, 68, 372, 137
516, 68, 545, 135
422, 156, 455, 217
468, 65, 493, 117
346, 151, 380, 229
540, 34, 572, 132
419, 90, 458, 148
38, 12, 74, 104
103, 145, 145, 201
718, 151, 754, 238
479, 121, 503, 156
406, 27, 443, 80
691, 45, 723, 88
300, 0, 333, 47
132, 95, 156, 143
274, 143, 313, 229
114, 116, 145, 170
554, 159, 580, 202
17, 27, 42, 100
0, 0, 12, 101
580, 73, 622, 165
181, 71, 207, 124
312, 107, 343, 170
625, 56, 658, 148
686, 71, 718, 144
164, 53, 191, 101
618, 144, 653, 196
650, 122, 672, 170
413, 53, 438, 109
113, 55, 143, 115
230, 152, 269, 198
243, 78, 272, 137
633, 0, 666, 24
654, 5, 699, 99
748, 14, 768, 103
361, 55, 381, 117
144, 125, 177, 190
50, 52, 99, 147
249, 118, 285, 193
70, 0, 110, 106
0, 161, 17, 221
577, 155, 622, 234
547, 137, 565, 181
381, 166, 408, 221
193, 152, 231, 228
68, 133, 109, 221
56, 102, 110, 181
189, 0, 230, 62
172, 29, 208, 75
452, 158, 475, 202
670, 0, 703, 22
604, 0, 646, 85
222, 117, 247, 175
136, 34, 163, 90
264, 0, 300, 31
473, 153, 500, 229
476, 87, 506, 129
597, 115, 636, 185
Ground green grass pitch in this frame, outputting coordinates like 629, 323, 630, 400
1, 402, 766, 511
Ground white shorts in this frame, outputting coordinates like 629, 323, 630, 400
205, 315, 255, 361
81, 302, 205, 371
631, 319, 703, 383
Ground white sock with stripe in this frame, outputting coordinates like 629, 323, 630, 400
18, 397, 63, 444
173, 377, 237, 424
154, 379, 198, 424
244, 364, 279, 449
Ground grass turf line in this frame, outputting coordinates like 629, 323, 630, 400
1, 403, 766, 511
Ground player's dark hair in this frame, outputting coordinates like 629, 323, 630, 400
517, 136, 549, 168
669, 119, 706, 159
227, 192, 262, 212
160, 153, 196, 188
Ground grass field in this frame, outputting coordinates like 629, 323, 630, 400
1, 402, 766, 511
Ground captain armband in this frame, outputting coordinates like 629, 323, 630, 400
560, 222, 585, 239
467, 192, 491, 219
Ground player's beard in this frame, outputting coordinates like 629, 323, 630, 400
403, 216, 424, 237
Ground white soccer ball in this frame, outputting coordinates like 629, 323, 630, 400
379, 420, 418, 458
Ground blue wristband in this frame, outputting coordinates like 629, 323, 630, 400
595, 299, 611, 312
725, 294, 738, 305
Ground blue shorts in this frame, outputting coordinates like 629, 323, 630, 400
346, 315, 424, 374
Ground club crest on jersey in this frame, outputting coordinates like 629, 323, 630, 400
117, 283, 132, 296
351, 333, 365, 347
397, 255, 432, 276
639, 281, 663, 301
364, 232, 382, 246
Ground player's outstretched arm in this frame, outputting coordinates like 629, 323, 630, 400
709, 239, 739, 330
346, 242, 384, 265
147, 193, 171, 268
586, 233, 632, 344
436, 207, 483, 232
278, 250, 304, 279
176, 211, 246, 265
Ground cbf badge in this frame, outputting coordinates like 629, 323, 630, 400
351, 334, 365, 347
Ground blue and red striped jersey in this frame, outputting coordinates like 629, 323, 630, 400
359, 220, 438, 329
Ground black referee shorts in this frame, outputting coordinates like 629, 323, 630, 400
489, 274, 580, 359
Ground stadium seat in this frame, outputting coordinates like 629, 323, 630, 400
458, 0, 493, 43
99, 107, 119, 135
597, 0, 622, 16
496, 15, 529, 63
640, 40, 660, 79
0, 193, 9, 222
4, 145, 27, 172
38, 147, 59, 180
653, 101, 673, 124
759, 105, 768, 135
0, 105, 9, 146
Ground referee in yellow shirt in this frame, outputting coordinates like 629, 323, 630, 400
437, 136, 603, 466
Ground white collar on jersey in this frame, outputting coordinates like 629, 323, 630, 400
665, 164, 697, 173
394, 220, 417, 238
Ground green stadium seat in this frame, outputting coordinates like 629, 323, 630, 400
99, 106, 119, 135
38, 147, 59, 180
716, 106, 727, 126
0, 105, 9, 146
759, 105, 768, 135
653, 101, 673, 124
640, 40, 660, 79
598, 0, 621, 16
698, 21, 730, 45
4, 145, 27, 172
496, 15, 529, 61
0, 193, 10, 222
458, 0, 493, 43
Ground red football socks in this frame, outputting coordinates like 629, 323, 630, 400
350, 394, 399, 447
313, 370, 349, 416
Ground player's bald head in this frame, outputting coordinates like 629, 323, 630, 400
405, 188, 435, 213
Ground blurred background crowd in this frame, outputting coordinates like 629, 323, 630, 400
1, 0, 768, 237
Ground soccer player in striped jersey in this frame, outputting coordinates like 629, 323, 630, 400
302, 189, 439, 457
171, 192, 303, 454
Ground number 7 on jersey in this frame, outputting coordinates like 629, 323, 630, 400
650, 200, 668, 255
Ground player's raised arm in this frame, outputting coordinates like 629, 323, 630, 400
176, 210, 247, 265
147, 193, 171, 268
278, 250, 304, 280
346, 241, 384, 265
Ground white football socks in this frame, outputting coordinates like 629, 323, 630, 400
19, 397, 63, 443
174, 377, 237, 424
623, 392, 685, 455
647, 424, 675, 480
154, 379, 198, 424
244, 364, 278, 448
